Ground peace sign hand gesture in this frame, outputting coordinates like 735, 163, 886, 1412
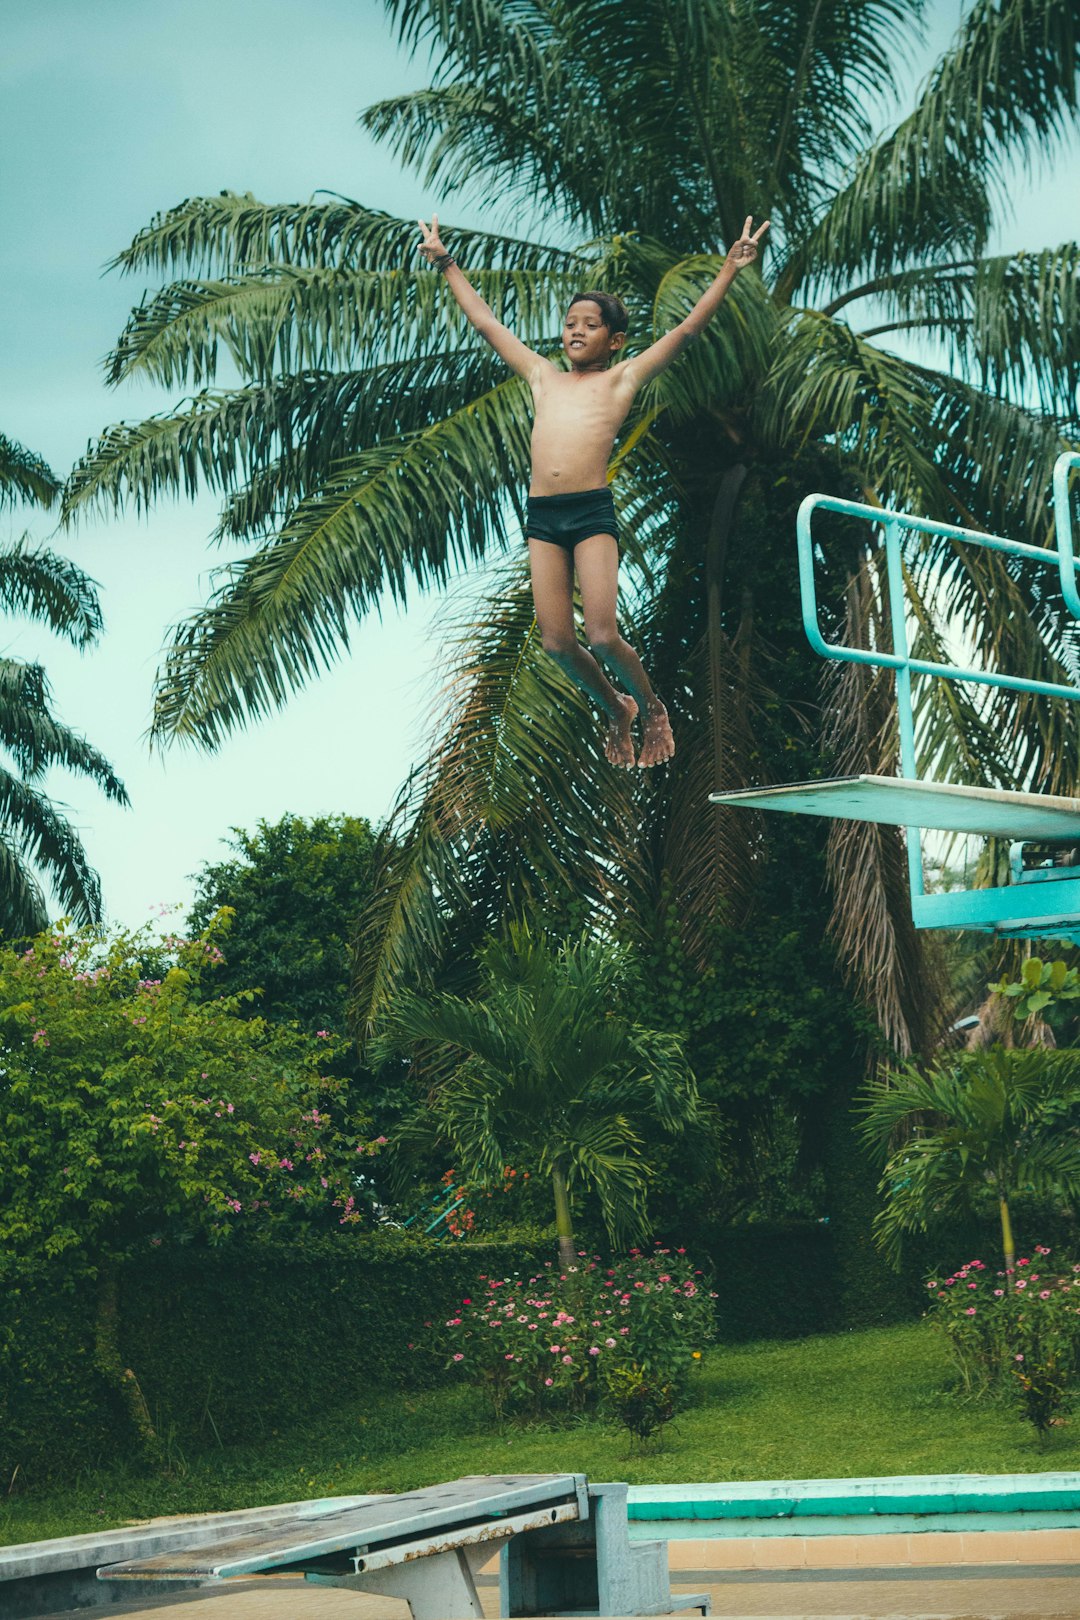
417, 214, 448, 264
725, 215, 770, 271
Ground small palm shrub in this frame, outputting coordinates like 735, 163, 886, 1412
927, 1250, 1080, 1434
431, 1246, 714, 1422
602, 1363, 677, 1445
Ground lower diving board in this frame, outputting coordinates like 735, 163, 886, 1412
709, 776, 1080, 840
98, 1473, 710, 1618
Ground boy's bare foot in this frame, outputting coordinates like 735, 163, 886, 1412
638, 700, 675, 768
604, 694, 638, 768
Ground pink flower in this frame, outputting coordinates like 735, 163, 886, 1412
505, 1353, 515, 1361
1015, 1353, 1025, 1362
605, 1338, 616, 1348
316, 1030, 330, 1038
544, 1377, 553, 1386
1015, 1280, 1027, 1290
967, 1282, 977, 1290
993, 1288, 1003, 1297
619, 1326, 630, 1335
452, 1352, 464, 1362
562, 1354, 573, 1364
279, 1157, 294, 1170
964, 1307, 976, 1316
1040, 1289, 1052, 1299
249, 1152, 261, 1165
588, 1346, 600, 1356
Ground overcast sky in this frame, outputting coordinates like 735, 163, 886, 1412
1, 0, 1078, 930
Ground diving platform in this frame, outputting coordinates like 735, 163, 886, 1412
711, 452, 1080, 946
709, 777, 1080, 841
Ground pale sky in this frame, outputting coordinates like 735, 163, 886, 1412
1, 0, 1078, 928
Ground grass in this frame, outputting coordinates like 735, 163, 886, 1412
4, 1320, 1080, 1547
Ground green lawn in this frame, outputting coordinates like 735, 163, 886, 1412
5, 1321, 1079, 1547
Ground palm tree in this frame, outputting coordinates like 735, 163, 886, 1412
62, 1, 1080, 1062
859, 1047, 1080, 1276
375, 925, 700, 1266
0, 431, 128, 933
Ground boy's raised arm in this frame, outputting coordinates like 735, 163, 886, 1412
417, 215, 547, 382
624, 216, 770, 390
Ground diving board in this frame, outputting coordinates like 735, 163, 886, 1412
99, 1474, 710, 1618
709, 776, 1080, 841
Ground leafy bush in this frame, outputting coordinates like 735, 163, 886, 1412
433, 1246, 714, 1420
602, 1362, 676, 1443
0, 917, 376, 1276
927, 1249, 1080, 1432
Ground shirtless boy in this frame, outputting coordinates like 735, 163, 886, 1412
417, 213, 770, 767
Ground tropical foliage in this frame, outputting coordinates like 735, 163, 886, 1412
0, 430, 127, 934
374, 925, 700, 1264
187, 812, 380, 1030
860, 1047, 1080, 1271
63, 1, 1080, 1071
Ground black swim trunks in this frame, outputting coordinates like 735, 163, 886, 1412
526, 487, 619, 552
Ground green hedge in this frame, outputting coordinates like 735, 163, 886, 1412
0, 1234, 547, 1486
10, 1213, 1074, 1487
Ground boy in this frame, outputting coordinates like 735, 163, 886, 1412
417, 213, 770, 767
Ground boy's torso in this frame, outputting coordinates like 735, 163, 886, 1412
527, 363, 636, 496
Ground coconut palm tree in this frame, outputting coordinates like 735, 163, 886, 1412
375, 924, 700, 1265
860, 1047, 1080, 1276
62, 0, 1080, 1060
0, 431, 128, 933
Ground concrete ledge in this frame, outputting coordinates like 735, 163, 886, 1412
628, 1471, 1080, 1538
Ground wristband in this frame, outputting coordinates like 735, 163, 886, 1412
431, 252, 455, 271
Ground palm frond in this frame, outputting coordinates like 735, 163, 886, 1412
0, 765, 105, 925
821, 558, 935, 1058
0, 540, 103, 647
352, 566, 646, 1033
785, 0, 1080, 301
148, 377, 533, 748
0, 659, 128, 801
845, 246, 1080, 417
63, 351, 508, 523
104, 265, 573, 390
0, 433, 60, 510
114, 192, 587, 279
0, 836, 49, 939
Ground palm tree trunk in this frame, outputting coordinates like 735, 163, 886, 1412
999, 1194, 1016, 1285
705, 463, 748, 794
551, 1160, 576, 1272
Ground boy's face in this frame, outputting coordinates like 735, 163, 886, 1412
563, 300, 625, 368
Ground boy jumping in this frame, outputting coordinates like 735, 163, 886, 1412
417, 214, 770, 767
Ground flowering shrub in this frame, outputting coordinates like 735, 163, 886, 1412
927, 1250, 1080, 1431
433, 1246, 715, 1420
0, 917, 383, 1275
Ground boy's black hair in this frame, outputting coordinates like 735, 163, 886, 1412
568, 290, 629, 336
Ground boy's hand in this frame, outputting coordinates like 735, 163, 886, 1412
417, 214, 448, 264
725, 216, 770, 271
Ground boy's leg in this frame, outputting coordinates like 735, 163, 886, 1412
574, 533, 675, 767
528, 537, 637, 767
